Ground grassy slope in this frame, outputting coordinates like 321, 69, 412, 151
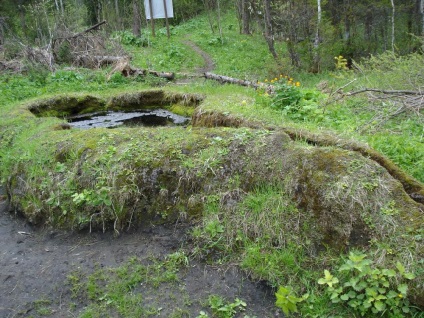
1, 11, 423, 318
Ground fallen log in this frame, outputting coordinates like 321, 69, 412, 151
204, 72, 273, 92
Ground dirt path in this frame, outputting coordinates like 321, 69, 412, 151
0, 187, 279, 317
183, 40, 215, 74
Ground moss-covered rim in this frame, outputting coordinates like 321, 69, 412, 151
27, 90, 205, 118
191, 108, 424, 205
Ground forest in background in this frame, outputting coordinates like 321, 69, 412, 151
1, 0, 423, 73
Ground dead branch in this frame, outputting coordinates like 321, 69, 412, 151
348, 88, 422, 96
53, 21, 106, 41
350, 87, 424, 133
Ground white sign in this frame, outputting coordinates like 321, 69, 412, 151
144, 0, 174, 19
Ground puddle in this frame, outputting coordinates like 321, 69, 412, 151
68, 109, 190, 129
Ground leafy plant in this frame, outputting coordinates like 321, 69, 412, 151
335, 55, 349, 70
207, 295, 246, 318
271, 82, 303, 109
275, 285, 308, 316
113, 30, 148, 47
269, 76, 326, 122
318, 252, 416, 316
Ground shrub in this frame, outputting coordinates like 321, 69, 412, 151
318, 252, 416, 316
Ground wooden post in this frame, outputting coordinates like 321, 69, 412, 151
163, 0, 170, 39
148, 0, 155, 37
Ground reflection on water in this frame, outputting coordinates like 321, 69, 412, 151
68, 109, 190, 129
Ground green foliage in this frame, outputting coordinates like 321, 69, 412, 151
56, 41, 73, 64
113, 30, 148, 47
318, 252, 417, 316
268, 76, 326, 122
51, 70, 84, 83
26, 63, 50, 87
275, 285, 308, 316
207, 295, 247, 318
108, 72, 130, 84
335, 55, 349, 71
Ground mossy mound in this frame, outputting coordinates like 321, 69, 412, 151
2, 91, 423, 308
192, 108, 424, 205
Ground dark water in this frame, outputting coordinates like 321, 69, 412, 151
68, 109, 190, 129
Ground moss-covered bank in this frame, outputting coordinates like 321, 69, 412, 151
1, 90, 423, 309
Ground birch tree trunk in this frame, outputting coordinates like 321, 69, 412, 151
391, 0, 395, 51
59, 0, 64, 15
312, 0, 322, 72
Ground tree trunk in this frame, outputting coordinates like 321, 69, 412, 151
0, 18, 5, 45
312, 0, 321, 72
421, 0, 424, 36
241, 0, 250, 34
217, 0, 224, 44
132, 0, 141, 37
18, 0, 26, 35
264, 0, 278, 60
59, 0, 64, 15
391, 0, 395, 52
202, 0, 215, 34
114, 0, 122, 30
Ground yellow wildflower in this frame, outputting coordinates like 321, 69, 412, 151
295, 81, 301, 87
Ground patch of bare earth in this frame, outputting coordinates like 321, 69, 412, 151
0, 186, 278, 318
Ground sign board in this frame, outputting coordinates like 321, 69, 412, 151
144, 0, 174, 19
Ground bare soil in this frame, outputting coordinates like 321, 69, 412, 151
183, 40, 215, 74
0, 187, 279, 318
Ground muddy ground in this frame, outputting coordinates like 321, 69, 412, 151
0, 186, 279, 318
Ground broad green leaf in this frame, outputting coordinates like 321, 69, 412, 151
366, 287, 378, 297
363, 301, 372, 309
378, 288, 386, 294
340, 294, 349, 301
403, 272, 416, 280
402, 306, 411, 313
382, 269, 396, 277
339, 263, 353, 272
354, 281, 367, 291
330, 292, 340, 300
374, 301, 385, 311
348, 290, 357, 298
387, 290, 398, 299
396, 262, 405, 275
398, 284, 408, 295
